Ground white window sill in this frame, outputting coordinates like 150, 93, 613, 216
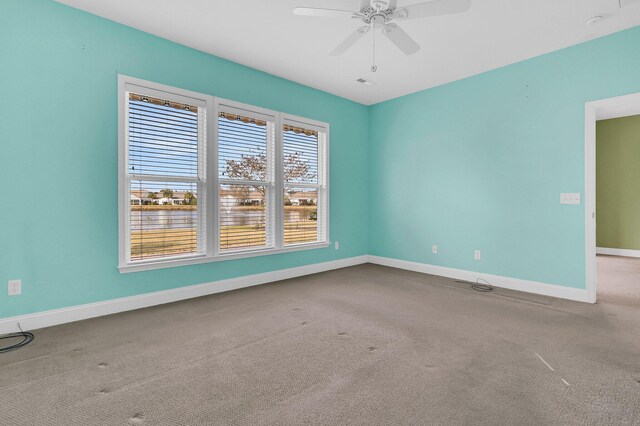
118, 242, 331, 273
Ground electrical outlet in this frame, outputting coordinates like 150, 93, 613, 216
334, 241, 340, 250
432, 245, 438, 254
474, 250, 481, 260
8, 280, 21, 296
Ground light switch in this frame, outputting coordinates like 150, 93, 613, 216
560, 193, 581, 205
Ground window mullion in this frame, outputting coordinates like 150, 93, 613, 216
218, 178, 268, 186
282, 182, 321, 189
274, 114, 284, 249
128, 174, 199, 183
124, 174, 132, 264
320, 129, 328, 244
210, 98, 220, 256
197, 96, 209, 257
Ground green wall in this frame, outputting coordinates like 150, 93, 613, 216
0, 0, 369, 319
369, 25, 640, 289
596, 115, 640, 250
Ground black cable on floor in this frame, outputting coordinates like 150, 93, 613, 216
0, 323, 34, 354
472, 278, 494, 292
455, 277, 494, 292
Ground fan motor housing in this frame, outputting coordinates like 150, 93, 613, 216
360, 7, 395, 25
370, 0, 391, 9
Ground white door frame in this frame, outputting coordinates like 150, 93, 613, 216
584, 92, 640, 303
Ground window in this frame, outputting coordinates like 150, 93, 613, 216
282, 121, 327, 246
119, 76, 329, 272
121, 86, 207, 266
217, 107, 275, 252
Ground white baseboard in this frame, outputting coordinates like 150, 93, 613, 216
596, 247, 640, 258
0, 254, 593, 334
367, 255, 590, 303
0, 255, 368, 335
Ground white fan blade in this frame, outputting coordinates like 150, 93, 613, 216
397, 0, 471, 20
330, 26, 370, 56
382, 23, 420, 55
293, 7, 357, 19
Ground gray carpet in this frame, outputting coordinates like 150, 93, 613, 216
1, 263, 639, 425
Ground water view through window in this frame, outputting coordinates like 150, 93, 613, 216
129, 106, 321, 259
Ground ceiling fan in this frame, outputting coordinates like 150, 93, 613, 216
294, 0, 471, 72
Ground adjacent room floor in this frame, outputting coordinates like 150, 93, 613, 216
1, 264, 638, 425
597, 254, 640, 307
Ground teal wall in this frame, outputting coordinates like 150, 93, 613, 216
369, 26, 640, 289
3, 0, 640, 320
0, 0, 369, 319
596, 115, 640, 250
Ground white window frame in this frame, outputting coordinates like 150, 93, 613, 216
281, 114, 329, 247
118, 75, 329, 273
215, 99, 277, 255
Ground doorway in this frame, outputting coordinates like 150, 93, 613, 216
585, 92, 640, 303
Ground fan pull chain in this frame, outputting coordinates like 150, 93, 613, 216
371, 26, 377, 73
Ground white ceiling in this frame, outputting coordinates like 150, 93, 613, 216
56, 0, 640, 105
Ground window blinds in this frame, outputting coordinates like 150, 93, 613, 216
218, 111, 274, 252
283, 126, 325, 245
120, 77, 330, 272
127, 92, 205, 261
